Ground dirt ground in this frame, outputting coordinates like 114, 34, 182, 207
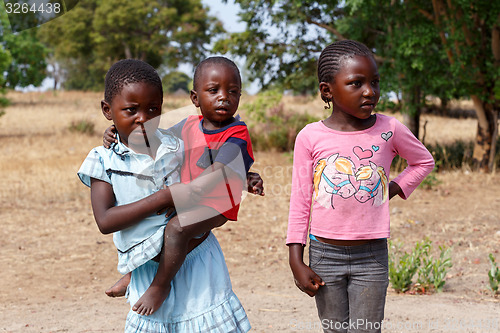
1, 91, 499, 332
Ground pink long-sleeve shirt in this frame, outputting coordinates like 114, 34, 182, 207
286, 114, 435, 245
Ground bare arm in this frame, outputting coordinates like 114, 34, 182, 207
102, 125, 264, 195
288, 243, 325, 297
90, 178, 198, 234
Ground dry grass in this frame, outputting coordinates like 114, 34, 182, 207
1, 91, 499, 332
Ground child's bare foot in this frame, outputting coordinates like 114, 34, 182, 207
105, 273, 131, 297
132, 284, 171, 316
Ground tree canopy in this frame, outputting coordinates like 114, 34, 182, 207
217, 0, 499, 171
414, 0, 500, 171
0, 9, 47, 89
162, 71, 191, 94
38, 0, 224, 90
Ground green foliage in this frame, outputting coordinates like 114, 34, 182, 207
38, 0, 224, 90
0, 8, 47, 117
429, 141, 475, 170
222, 0, 499, 170
418, 168, 441, 190
0, 87, 8, 119
389, 239, 452, 294
1, 0, 79, 33
215, 1, 331, 93
242, 90, 319, 151
488, 254, 500, 295
392, 137, 500, 172
388, 240, 423, 293
0, 8, 47, 89
0, 96, 10, 107
162, 71, 191, 94
68, 119, 95, 135
417, 243, 453, 292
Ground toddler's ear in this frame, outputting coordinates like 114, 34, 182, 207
101, 100, 112, 120
190, 90, 200, 108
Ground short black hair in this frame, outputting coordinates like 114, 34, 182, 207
317, 40, 375, 104
104, 59, 163, 103
192, 56, 241, 90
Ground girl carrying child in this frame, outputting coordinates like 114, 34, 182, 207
287, 40, 435, 333
79, 58, 260, 332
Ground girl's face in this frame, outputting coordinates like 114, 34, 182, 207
190, 63, 241, 130
101, 82, 162, 150
323, 55, 380, 120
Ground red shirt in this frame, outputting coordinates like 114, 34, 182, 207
171, 115, 254, 220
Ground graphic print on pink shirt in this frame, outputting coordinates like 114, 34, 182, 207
313, 153, 357, 209
313, 148, 389, 209
354, 161, 388, 206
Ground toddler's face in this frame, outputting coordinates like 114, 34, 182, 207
190, 64, 241, 130
102, 82, 162, 149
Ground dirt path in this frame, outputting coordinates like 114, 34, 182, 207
1, 92, 499, 332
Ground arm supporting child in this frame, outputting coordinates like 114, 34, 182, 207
90, 178, 201, 234
102, 125, 264, 195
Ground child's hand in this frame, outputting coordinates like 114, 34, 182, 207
169, 183, 203, 209
289, 244, 324, 296
246, 172, 265, 196
103, 125, 118, 148
291, 263, 325, 297
157, 206, 176, 218
388, 181, 403, 199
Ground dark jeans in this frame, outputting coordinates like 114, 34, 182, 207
309, 238, 389, 333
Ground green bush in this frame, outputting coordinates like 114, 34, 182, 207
162, 71, 191, 94
68, 119, 95, 135
0, 96, 9, 107
418, 166, 442, 190
0, 94, 9, 119
389, 240, 424, 293
392, 137, 500, 172
243, 90, 319, 151
419, 244, 452, 292
429, 140, 475, 169
488, 254, 500, 295
389, 238, 452, 294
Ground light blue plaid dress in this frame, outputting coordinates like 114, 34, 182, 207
78, 130, 183, 274
78, 130, 250, 333
125, 232, 250, 333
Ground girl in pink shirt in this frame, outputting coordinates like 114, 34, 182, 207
287, 40, 434, 333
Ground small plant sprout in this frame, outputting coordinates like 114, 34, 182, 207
430, 245, 453, 292
388, 240, 421, 293
389, 238, 453, 294
488, 253, 500, 295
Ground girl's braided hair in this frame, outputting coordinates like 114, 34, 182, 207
104, 59, 163, 104
317, 40, 374, 106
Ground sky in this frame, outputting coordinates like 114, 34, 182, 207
202, 0, 246, 33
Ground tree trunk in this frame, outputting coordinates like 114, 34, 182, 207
403, 111, 420, 138
123, 43, 132, 59
439, 95, 449, 116
402, 87, 422, 138
471, 95, 498, 172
